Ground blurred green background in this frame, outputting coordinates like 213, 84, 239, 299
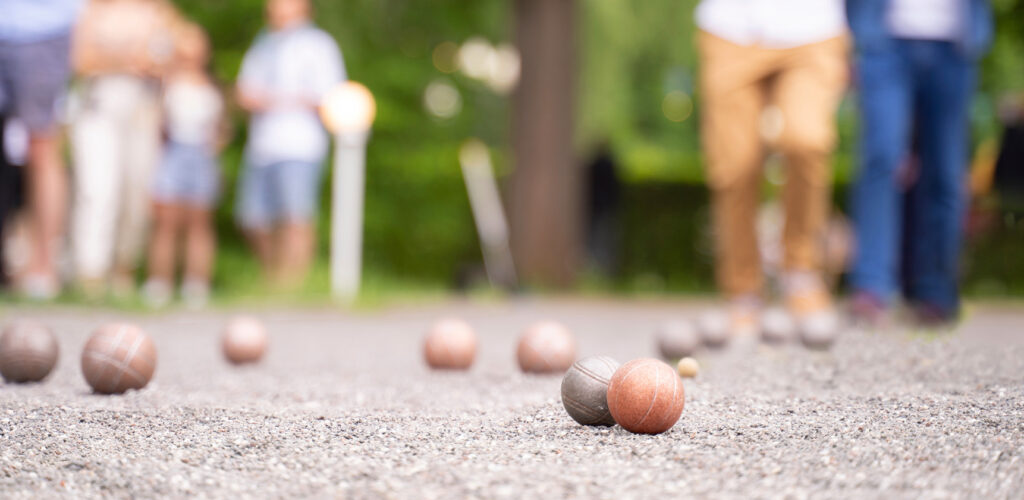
170, 0, 1024, 302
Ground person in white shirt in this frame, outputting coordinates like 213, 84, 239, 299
235, 0, 345, 287
143, 22, 224, 309
694, 0, 848, 342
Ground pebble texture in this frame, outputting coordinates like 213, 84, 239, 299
0, 301, 1023, 498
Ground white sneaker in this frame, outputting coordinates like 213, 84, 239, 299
181, 279, 210, 310
20, 274, 60, 301
142, 279, 172, 309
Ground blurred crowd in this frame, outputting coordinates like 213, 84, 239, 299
0, 0, 344, 308
0, 0, 1016, 330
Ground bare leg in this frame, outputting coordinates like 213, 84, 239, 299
183, 206, 215, 282
25, 134, 67, 286
146, 202, 183, 284
275, 220, 315, 287
245, 227, 275, 276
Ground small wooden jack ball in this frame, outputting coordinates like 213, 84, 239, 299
517, 320, 576, 374
222, 316, 268, 365
656, 320, 700, 360
560, 355, 620, 426
607, 358, 685, 434
0, 320, 59, 383
81, 323, 157, 394
423, 318, 477, 370
676, 357, 700, 378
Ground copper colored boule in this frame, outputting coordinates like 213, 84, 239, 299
222, 316, 268, 365
607, 358, 685, 434
0, 320, 59, 383
517, 320, 576, 374
423, 318, 477, 370
81, 323, 157, 394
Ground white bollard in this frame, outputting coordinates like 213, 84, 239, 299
320, 82, 376, 303
331, 131, 369, 302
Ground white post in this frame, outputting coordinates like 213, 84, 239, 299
331, 131, 369, 303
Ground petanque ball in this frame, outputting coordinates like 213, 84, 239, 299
655, 320, 700, 360
0, 320, 59, 383
517, 320, 576, 374
222, 316, 268, 365
424, 317, 477, 370
607, 358, 685, 434
560, 355, 620, 426
81, 323, 157, 394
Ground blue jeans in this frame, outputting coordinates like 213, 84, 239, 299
850, 40, 975, 313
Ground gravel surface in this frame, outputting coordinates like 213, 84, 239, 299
1, 299, 1022, 499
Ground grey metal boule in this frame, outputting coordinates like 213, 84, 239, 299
656, 320, 700, 360
560, 355, 620, 426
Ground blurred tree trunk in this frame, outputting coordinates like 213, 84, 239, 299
510, 0, 580, 287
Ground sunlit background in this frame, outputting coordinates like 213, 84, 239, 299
7, 0, 1024, 304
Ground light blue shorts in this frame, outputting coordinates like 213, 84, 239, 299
152, 142, 220, 207
235, 161, 324, 230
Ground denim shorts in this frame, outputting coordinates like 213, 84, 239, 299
235, 161, 324, 229
152, 142, 221, 207
0, 34, 71, 132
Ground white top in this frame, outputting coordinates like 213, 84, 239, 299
886, 0, 962, 41
238, 23, 346, 168
164, 79, 222, 147
695, 0, 847, 49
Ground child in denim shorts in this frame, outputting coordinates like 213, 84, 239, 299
143, 23, 223, 309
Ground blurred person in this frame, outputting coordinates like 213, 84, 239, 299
69, 0, 181, 298
142, 24, 224, 310
695, 0, 849, 335
0, 0, 83, 299
236, 0, 346, 287
847, 0, 993, 326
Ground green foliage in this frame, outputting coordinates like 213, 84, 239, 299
166, 0, 1024, 297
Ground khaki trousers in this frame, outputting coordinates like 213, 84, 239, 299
698, 31, 848, 296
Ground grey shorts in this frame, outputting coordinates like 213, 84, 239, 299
152, 142, 221, 207
236, 161, 324, 230
0, 34, 71, 132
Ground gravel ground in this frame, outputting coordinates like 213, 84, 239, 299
0, 299, 1022, 499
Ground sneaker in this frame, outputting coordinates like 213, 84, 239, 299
848, 290, 888, 328
19, 273, 60, 301
698, 294, 761, 348
181, 278, 210, 310
782, 271, 833, 320
142, 279, 172, 309
910, 302, 959, 330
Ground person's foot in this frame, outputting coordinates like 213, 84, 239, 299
110, 272, 136, 300
19, 273, 60, 301
181, 278, 210, 310
910, 302, 960, 330
848, 290, 888, 328
782, 272, 833, 320
142, 279, 172, 309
